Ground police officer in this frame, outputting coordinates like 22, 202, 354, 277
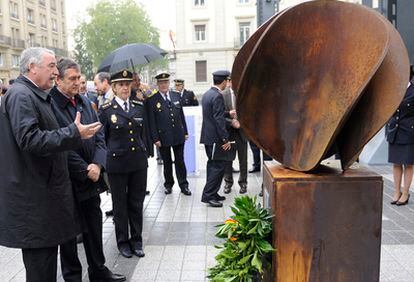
200, 70, 232, 208
147, 72, 191, 195
99, 69, 153, 258
174, 79, 199, 106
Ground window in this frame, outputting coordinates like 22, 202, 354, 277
194, 0, 205, 6
27, 8, 34, 23
40, 35, 47, 46
51, 0, 56, 10
40, 14, 47, 28
28, 33, 36, 47
239, 22, 251, 46
52, 39, 58, 47
195, 60, 207, 82
39, 0, 45, 6
52, 18, 57, 32
194, 25, 206, 42
11, 27, 19, 39
9, 1, 19, 19
12, 55, 20, 67
0, 53, 3, 67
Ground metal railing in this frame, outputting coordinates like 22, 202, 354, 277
0, 35, 12, 46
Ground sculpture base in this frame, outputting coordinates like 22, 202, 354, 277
262, 160, 383, 282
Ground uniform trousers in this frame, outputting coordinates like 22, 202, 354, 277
22, 246, 58, 282
159, 143, 188, 189
224, 133, 248, 187
108, 168, 147, 251
249, 141, 261, 169
201, 145, 227, 201
60, 196, 107, 281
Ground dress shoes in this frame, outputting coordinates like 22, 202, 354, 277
223, 184, 232, 194
133, 249, 145, 257
105, 210, 114, 216
202, 199, 223, 208
89, 271, 126, 282
239, 184, 247, 194
181, 187, 192, 196
119, 248, 133, 258
164, 187, 172, 195
390, 192, 402, 205
215, 194, 226, 201
145, 190, 150, 195
396, 194, 410, 206
249, 167, 260, 173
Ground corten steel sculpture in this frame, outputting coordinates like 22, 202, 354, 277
233, 0, 410, 172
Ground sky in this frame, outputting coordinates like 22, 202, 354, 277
65, 0, 176, 51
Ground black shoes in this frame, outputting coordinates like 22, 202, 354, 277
239, 184, 247, 194
164, 187, 172, 194
224, 184, 232, 194
181, 187, 192, 196
396, 194, 410, 206
391, 192, 402, 205
145, 191, 150, 195
133, 249, 145, 257
105, 210, 114, 216
215, 194, 226, 201
202, 199, 223, 207
89, 271, 126, 282
119, 248, 133, 258
249, 167, 260, 173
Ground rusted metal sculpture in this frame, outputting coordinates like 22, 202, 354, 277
233, 0, 409, 171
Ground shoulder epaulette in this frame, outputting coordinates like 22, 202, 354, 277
101, 102, 111, 110
147, 91, 157, 98
132, 100, 144, 106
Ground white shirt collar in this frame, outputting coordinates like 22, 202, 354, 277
160, 90, 170, 100
23, 75, 40, 88
115, 96, 129, 111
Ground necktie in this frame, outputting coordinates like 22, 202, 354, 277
69, 98, 76, 107
123, 101, 128, 112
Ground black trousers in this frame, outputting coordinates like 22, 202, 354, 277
159, 143, 188, 189
249, 141, 272, 168
224, 134, 248, 187
201, 145, 226, 201
60, 196, 107, 281
22, 246, 58, 282
108, 168, 147, 251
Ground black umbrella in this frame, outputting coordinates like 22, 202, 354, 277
97, 43, 167, 73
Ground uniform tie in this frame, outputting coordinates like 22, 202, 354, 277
123, 101, 128, 112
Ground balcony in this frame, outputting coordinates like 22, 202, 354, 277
0, 35, 12, 46
11, 38, 25, 49
39, 0, 46, 6
47, 46, 67, 57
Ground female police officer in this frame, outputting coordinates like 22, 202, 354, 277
99, 69, 152, 258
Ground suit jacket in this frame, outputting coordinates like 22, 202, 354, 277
0, 75, 80, 248
147, 91, 188, 147
99, 99, 152, 174
97, 89, 114, 108
386, 83, 414, 144
221, 87, 247, 143
180, 89, 199, 106
51, 86, 108, 202
200, 86, 229, 145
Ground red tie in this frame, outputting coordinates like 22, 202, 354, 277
69, 98, 76, 107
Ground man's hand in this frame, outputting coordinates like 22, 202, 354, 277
221, 142, 231, 151
154, 141, 161, 147
87, 163, 101, 182
74, 112, 102, 139
229, 109, 237, 119
231, 119, 240, 129
185, 135, 189, 141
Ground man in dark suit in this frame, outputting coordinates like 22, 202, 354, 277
222, 78, 248, 194
147, 72, 191, 196
200, 70, 232, 208
174, 79, 199, 106
51, 58, 125, 282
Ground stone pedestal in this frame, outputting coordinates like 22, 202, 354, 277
262, 161, 383, 282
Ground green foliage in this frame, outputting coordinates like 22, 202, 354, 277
74, 0, 163, 69
208, 196, 274, 282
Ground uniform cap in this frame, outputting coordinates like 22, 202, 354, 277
174, 79, 184, 84
212, 70, 231, 80
155, 72, 170, 82
111, 69, 133, 83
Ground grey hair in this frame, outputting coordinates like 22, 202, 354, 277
20, 47, 55, 74
95, 72, 111, 83
56, 57, 80, 78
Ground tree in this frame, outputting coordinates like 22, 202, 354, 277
73, 36, 94, 79
74, 0, 163, 70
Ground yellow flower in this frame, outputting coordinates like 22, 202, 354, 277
229, 236, 237, 242
225, 219, 237, 224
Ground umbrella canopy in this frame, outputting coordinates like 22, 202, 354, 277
97, 43, 167, 73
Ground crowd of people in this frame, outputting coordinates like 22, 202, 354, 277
0, 47, 267, 282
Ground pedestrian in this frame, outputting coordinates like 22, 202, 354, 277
99, 69, 153, 258
147, 72, 192, 196
94, 72, 114, 108
174, 79, 199, 106
387, 65, 414, 206
200, 70, 233, 208
0, 47, 101, 282
51, 58, 126, 282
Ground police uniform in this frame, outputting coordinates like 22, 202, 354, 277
147, 72, 191, 195
386, 83, 414, 164
99, 70, 152, 258
174, 79, 199, 106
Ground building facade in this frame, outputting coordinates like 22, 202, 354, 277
0, 0, 68, 84
173, 0, 257, 96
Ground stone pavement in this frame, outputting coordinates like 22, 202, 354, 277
2, 157, 414, 281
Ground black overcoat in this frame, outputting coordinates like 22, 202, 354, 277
0, 76, 81, 248
180, 89, 199, 106
51, 87, 108, 202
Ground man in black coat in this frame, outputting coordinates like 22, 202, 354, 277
174, 79, 199, 106
147, 72, 191, 195
200, 70, 232, 208
0, 47, 101, 282
51, 58, 125, 282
